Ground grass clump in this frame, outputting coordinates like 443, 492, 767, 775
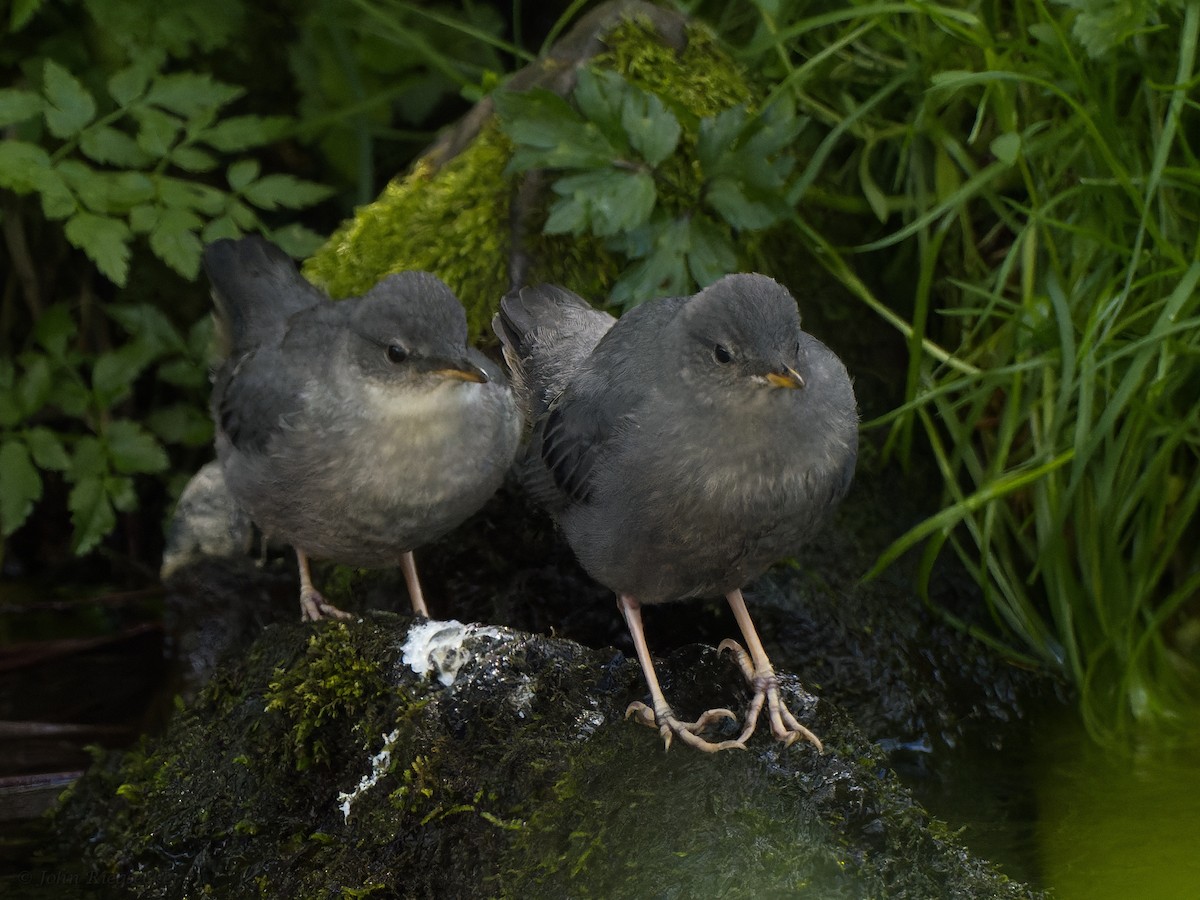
684, 0, 1200, 741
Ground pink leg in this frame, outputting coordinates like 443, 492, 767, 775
400, 551, 430, 617
720, 588, 822, 751
619, 594, 743, 753
295, 550, 352, 621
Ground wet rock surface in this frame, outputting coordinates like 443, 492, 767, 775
50, 459, 1056, 898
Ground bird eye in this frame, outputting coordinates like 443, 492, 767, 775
386, 344, 409, 364
713, 344, 733, 365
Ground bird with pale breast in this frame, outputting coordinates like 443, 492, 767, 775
204, 236, 520, 621
495, 274, 857, 751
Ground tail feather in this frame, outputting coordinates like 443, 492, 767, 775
202, 237, 326, 355
494, 284, 615, 419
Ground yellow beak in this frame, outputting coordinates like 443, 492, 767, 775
766, 366, 805, 390
434, 365, 488, 384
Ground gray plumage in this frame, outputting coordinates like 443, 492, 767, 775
496, 275, 858, 604
205, 236, 520, 617
495, 274, 858, 752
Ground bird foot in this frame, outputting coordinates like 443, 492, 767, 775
624, 701, 745, 753
718, 639, 823, 752
299, 586, 353, 622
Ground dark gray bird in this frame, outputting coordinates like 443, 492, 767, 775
495, 275, 857, 751
204, 236, 520, 621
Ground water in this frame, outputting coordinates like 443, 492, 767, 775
1034, 712, 1200, 899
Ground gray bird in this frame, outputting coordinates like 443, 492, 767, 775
204, 236, 520, 621
495, 275, 857, 752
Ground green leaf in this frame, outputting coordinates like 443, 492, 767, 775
495, 87, 616, 171
134, 106, 181, 156
226, 158, 259, 191
0, 440, 41, 536
549, 169, 656, 237
92, 342, 158, 407
129, 203, 159, 234
107, 475, 137, 513
706, 176, 784, 230
697, 106, 748, 172
201, 214, 240, 244
64, 212, 132, 285
80, 126, 151, 167
621, 87, 680, 167
990, 132, 1021, 165
0, 89, 43, 127
107, 304, 187, 355
157, 176, 225, 215
170, 145, 218, 173
108, 64, 153, 106
571, 68, 630, 153
201, 115, 289, 152
70, 436, 107, 478
68, 474, 115, 555
0, 140, 52, 193
58, 162, 154, 215
156, 357, 206, 390
10, 0, 44, 32
685, 217, 737, 286
149, 206, 204, 278
146, 404, 213, 446
859, 146, 890, 223
42, 59, 96, 138
33, 305, 77, 358
145, 72, 242, 118
25, 427, 71, 470
104, 420, 169, 474
241, 174, 333, 211
270, 222, 326, 258
16, 354, 52, 416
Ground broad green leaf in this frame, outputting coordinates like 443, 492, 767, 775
201, 115, 289, 152
270, 222, 326, 258
705, 177, 784, 231
228, 199, 257, 229
0, 140, 52, 193
70, 435, 106, 478
0, 440, 41, 536
572, 68, 630, 152
621, 88, 680, 167
149, 206, 204, 278
495, 87, 616, 171
80, 126, 150, 167
25, 427, 71, 470
68, 475, 115, 555
201, 214, 240, 244
0, 89, 43, 126
226, 158, 259, 191
170, 145, 218, 173
107, 475, 137, 513
10, 0, 43, 31
134, 106, 181, 157
129, 203, 159, 233
42, 59, 96, 138
107, 304, 186, 355
241, 174, 334, 211
157, 357, 207, 390
697, 106, 747, 171
16, 354, 52, 416
157, 176, 225, 215
58, 162, 153, 215
686, 217, 737, 286
92, 341, 158, 407
145, 72, 242, 118
550, 169, 656, 237
108, 64, 153, 106
46, 377, 89, 417
64, 212, 132, 285
105, 420, 169, 474
543, 197, 587, 235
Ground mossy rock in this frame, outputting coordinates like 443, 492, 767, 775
55, 613, 1041, 898
301, 2, 756, 340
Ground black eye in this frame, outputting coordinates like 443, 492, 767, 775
713, 344, 733, 365
386, 344, 409, 364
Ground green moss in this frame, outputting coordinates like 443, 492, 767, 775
302, 14, 755, 329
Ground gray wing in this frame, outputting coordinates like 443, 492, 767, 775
495, 285, 684, 511
203, 236, 328, 357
